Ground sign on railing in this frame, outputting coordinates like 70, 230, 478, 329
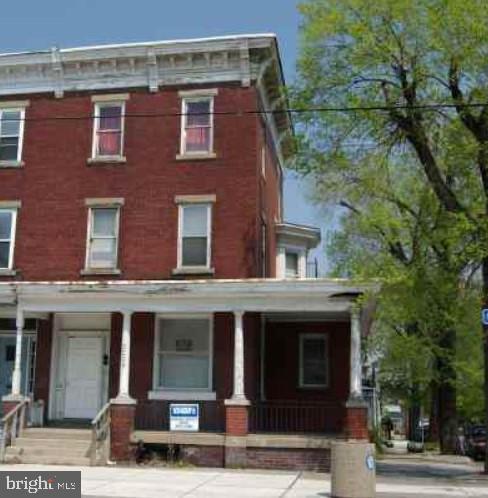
169, 404, 199, 431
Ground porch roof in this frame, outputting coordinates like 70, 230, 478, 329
0, 278, 374, 314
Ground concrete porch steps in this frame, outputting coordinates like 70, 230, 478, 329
4, 428, 93, 466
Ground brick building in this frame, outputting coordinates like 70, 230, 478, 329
0, 34, 369, 470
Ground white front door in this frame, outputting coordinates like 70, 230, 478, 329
64, 337, 103, 419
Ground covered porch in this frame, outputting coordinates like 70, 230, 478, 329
0, 279, 370, 469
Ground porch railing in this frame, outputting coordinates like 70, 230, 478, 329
249, 400, 344, 434
0, 398, 31, 462
135, 400, 225, 432
90, 402, 111, 466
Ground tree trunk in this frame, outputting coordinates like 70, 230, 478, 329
437, 329, 458, 454
429, 382, 440, 443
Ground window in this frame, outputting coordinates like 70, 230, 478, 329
261, 219, 267, 277
299, 334, 328, 388
0, 109, 25, 162
181, 97, 214, 155
92, 102, 124, 158
85, 207, 120, 270
178, 204, 211, 268
155, 317, 212, 390
285, 252, 299, 278
0, 208, 17, 270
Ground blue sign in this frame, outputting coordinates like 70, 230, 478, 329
482, 309, 488, 326
170, 404, 199, 431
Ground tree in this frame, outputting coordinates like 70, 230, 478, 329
293, 0, 488, 459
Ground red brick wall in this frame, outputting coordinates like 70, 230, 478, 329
33, 316, 53, 407
258, 117, 281, 278
0, 84, 279, 281
246, 447, 331, 472
180, 445, 224, 467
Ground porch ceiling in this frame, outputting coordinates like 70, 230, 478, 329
0, 279, 374, 314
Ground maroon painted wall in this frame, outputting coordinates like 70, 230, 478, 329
0, 84, 281, 282
33, 315, 53, 405
264, 321, 350, 402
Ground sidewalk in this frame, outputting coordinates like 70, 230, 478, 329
1, 463, 487, 498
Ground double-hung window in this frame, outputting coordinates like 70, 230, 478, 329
0, 108, 25, 163
285, 251, 299, 278
0, 208, 17, 270
178, 203, 212, 269
179, 90, 217, 157
155, 317, 212, 391
85, 205, 121, 271
299, 333, 328, 388
92, 101, 125, 159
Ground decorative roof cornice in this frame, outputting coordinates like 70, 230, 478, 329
0, 34, 293, 166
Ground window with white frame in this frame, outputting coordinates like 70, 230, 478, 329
180, 97, 214, 155
86, 207, 120, 269
92, 102, 124, 158
155, 317, 212, 390
0, 209, 17, 269
299, 333, 328, 388
178, 203, 211, 268
0, 109, 25, 162
285, 251, 299, 278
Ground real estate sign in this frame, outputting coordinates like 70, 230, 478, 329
169, 403, 199, 431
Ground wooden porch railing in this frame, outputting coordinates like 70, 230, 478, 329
90, 402, 111, 466
249, 400, 344, 434
0, 398, 31, 462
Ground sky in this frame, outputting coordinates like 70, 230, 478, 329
0, 0, 329, 273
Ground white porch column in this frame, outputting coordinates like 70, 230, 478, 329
113, 311, 135, 404
10, 307, 25, 398
349, 307, 363, 401
228, 311, 248, 403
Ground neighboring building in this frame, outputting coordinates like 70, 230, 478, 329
0, 34, 369, 471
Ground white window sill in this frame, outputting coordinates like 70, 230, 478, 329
175, 152, 217, 161
148, 390, 217, 401
0, 160, 24, 168
87, 156, 127, 165
172, 267, 215, 276
0, 269, 17, 276
80, 268, 121, 276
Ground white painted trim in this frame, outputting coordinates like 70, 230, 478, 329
84, 206, 121, 272
0, 100, 30, 108
91, 101, 126, 160
180, 95, 214, 157
91, 93, 130, 102
0, 207, 18, 270
174, 194, 216, 204
48, 319, 110, 421
85, 198, 125, 207
176, 203, 212, 271
0, 107, 26, 163
178, 88, 218, 98
152, 313, 214, 393
298, 333, 329, 389
0, 200, 21, 208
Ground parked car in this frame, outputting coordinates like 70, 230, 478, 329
466, 425, 486, 461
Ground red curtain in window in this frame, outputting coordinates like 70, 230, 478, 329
98, 132, 121, 156
186, 127, 209, 151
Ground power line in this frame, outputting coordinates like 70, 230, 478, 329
0, 101, 487, 122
